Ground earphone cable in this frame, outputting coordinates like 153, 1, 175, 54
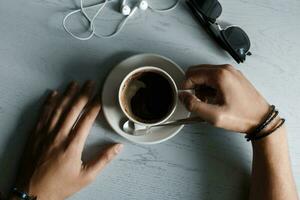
63, 0, 109, 40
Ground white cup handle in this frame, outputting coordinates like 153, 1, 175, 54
178, 89, 195, 95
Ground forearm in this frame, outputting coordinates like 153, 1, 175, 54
249, 126, 298, 200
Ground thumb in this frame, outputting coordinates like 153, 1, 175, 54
84, 144, 123, 178
179, 92, 220, 123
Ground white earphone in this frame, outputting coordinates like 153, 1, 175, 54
120, 0, 149, 16
63, 0, 180, 40
138, 0, 149, 11
120, 0, 131, 15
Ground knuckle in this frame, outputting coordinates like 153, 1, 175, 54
216, 67, 231, 80
236, 69, 242, 74
224, 64, 241, 74
222, 64, 233, 70
215, 68, 226, 79
235, 69, 244, 77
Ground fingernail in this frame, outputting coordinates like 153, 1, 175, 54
51, 90, 58, 97
82, 80, 95, 90
114, 144, 123, 154
86, 80, 96, 86
189, 94, 201, 102
69, 81, 79, 88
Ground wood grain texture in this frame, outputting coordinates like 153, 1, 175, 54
0, 0, 299, 199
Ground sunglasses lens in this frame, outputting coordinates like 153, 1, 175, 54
193, 0, 222, 22
222, 27, 250, 59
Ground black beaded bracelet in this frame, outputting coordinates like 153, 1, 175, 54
253, 105, 275, 132
11, 188, 36, 200
252, 118, 285, 141
245, 105, 279, 142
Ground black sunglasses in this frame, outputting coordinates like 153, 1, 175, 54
186, 0, 252, 63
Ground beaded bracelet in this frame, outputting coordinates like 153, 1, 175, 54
11, 188, 36, 200
245, 105, 284, 142
251, 118, 285, 141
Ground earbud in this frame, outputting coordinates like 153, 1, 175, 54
121, 0, 131, 16
121, 0, 148, 16
138, 0, 148, 11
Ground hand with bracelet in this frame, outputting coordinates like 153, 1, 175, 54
179, 64, 298, 200
8, 81, 123, 200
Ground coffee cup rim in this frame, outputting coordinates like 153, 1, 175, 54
118, 66, 178, 126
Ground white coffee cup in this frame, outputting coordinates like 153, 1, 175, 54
118, 66, 178, 127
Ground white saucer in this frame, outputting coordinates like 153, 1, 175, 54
102, 54, 190, 144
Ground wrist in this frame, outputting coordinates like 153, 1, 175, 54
9, 185, 59, 200
245, 105, 285, 141
9, 182, 63, 200
251, 117, 285, 147
257, 115, 281, 135
252, 124, 287, 152
246, 104, 271, 134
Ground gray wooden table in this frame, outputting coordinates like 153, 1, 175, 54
0, 0, 299, 199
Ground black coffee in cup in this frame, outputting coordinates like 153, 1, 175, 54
120, 70, 176, 123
